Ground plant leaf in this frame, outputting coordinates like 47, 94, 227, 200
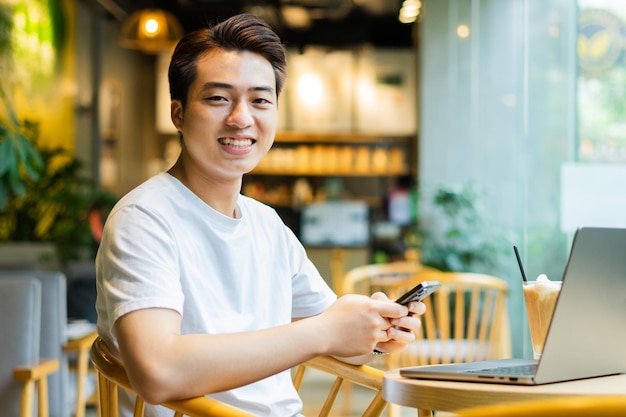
0, 139, 11, 176
20, 137, 42, 180
0, 183, 7, 208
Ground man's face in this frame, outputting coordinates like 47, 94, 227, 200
171, 48, 278, 182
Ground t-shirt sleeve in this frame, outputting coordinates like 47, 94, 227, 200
97, 204, 184, 333
283, 225, 337, 318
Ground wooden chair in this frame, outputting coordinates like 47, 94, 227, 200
340, 261, 439, 297
454, 395, 626, 417
91, 336, 387, 417
389, 271, 512, 368
0, 278, 60, 417
0, 270, 72, 417
339, 261, 439, 416
344, 268, 511, 417
64, 330, 98, 417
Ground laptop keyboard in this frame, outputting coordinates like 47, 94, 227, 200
466, 363, 538, 376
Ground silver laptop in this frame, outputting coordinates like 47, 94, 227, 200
400, 226, 626, 385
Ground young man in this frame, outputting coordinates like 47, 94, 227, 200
95, 13, 425, 416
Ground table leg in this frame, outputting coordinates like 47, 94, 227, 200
417, 409, 433, 417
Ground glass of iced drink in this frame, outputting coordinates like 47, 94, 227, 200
522, 274, 562, 359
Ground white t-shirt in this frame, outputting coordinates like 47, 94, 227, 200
95, 173, 336, 417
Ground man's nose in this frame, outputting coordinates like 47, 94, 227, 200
226, 101, 253, 128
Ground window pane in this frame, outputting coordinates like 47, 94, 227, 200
578, 2, 626, 162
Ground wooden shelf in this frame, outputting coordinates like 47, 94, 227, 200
243, 132, 416, 231
275, 131, 415, 144
254, 196, 383, 208
254, 134, 412, 176
248, 169, 409, 176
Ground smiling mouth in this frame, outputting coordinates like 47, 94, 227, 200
218, 137, 254, 148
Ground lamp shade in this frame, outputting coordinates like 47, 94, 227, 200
120, 9, 184, 53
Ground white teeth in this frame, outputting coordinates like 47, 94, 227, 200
220, 138, 253, 148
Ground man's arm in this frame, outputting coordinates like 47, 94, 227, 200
114, 293, 416, 404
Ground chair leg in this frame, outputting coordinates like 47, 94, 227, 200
362, 391, 387, 417
74, 347, 90, 417
341, 382, 353, 416
318, 377, 344, 417
97, 372, 119, 417
19, 380, 35, 417
293, 365, 306, 390
38, 376, 50, 417
64, 331, 98, 417
133, 397, 145, 417
387, 403, 402, 417
14, 360, 58, 417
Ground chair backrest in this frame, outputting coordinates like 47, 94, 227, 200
390, 271, 511, 367
0, 271, 70, 417
341, 261, 441, 373
341, 261, 438, 297
455, 395, 626, 417
0, 278, 42, 417
91, 337, 387, 417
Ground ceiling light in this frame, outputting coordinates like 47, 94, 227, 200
120, 9, 184, 53
457, 24, 470, 38
398, 0, 421, 24
281, 6, 312, 30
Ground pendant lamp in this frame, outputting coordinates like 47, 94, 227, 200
120, 9, 184, 53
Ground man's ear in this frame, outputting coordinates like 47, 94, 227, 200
171, 100, 183, 130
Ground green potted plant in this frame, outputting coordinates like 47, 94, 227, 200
0, 4, 118, 268
415, 183, 508, 273
0, 122, 117, 268
0, 86, 43, 207
0, 6, 48, 268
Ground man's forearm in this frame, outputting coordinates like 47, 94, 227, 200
116, 310, 327, 404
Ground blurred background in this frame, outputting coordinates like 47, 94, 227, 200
1, 0, 626, 361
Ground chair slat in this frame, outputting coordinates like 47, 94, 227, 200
391, 271, 511, 367
477, 289, 496, 360
317, 377, 343, 417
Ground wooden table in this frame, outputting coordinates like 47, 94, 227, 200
383, 369, 626, 416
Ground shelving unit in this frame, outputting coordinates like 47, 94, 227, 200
242, 131, 417, 240
244, 132, 415, 204
251, 131, 413, 177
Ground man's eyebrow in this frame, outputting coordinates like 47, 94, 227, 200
201, 82, 275, 94
251, 85, 275, 94
202, 82, 233, 90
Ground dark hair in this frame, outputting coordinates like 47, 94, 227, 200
168, 13, 287, 109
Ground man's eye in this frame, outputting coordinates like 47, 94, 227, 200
206, 95, 226, 102
253, 98, 271, 105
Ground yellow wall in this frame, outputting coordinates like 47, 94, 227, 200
9, 0, 76, 151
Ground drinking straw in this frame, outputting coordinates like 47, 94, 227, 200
513, 245, 528, 282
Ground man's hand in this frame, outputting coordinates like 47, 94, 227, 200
370, 292, 426, 354
311, 292, 425, 359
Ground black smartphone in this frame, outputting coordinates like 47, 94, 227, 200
394, 280, 441, 305
372, 280, 441, 354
